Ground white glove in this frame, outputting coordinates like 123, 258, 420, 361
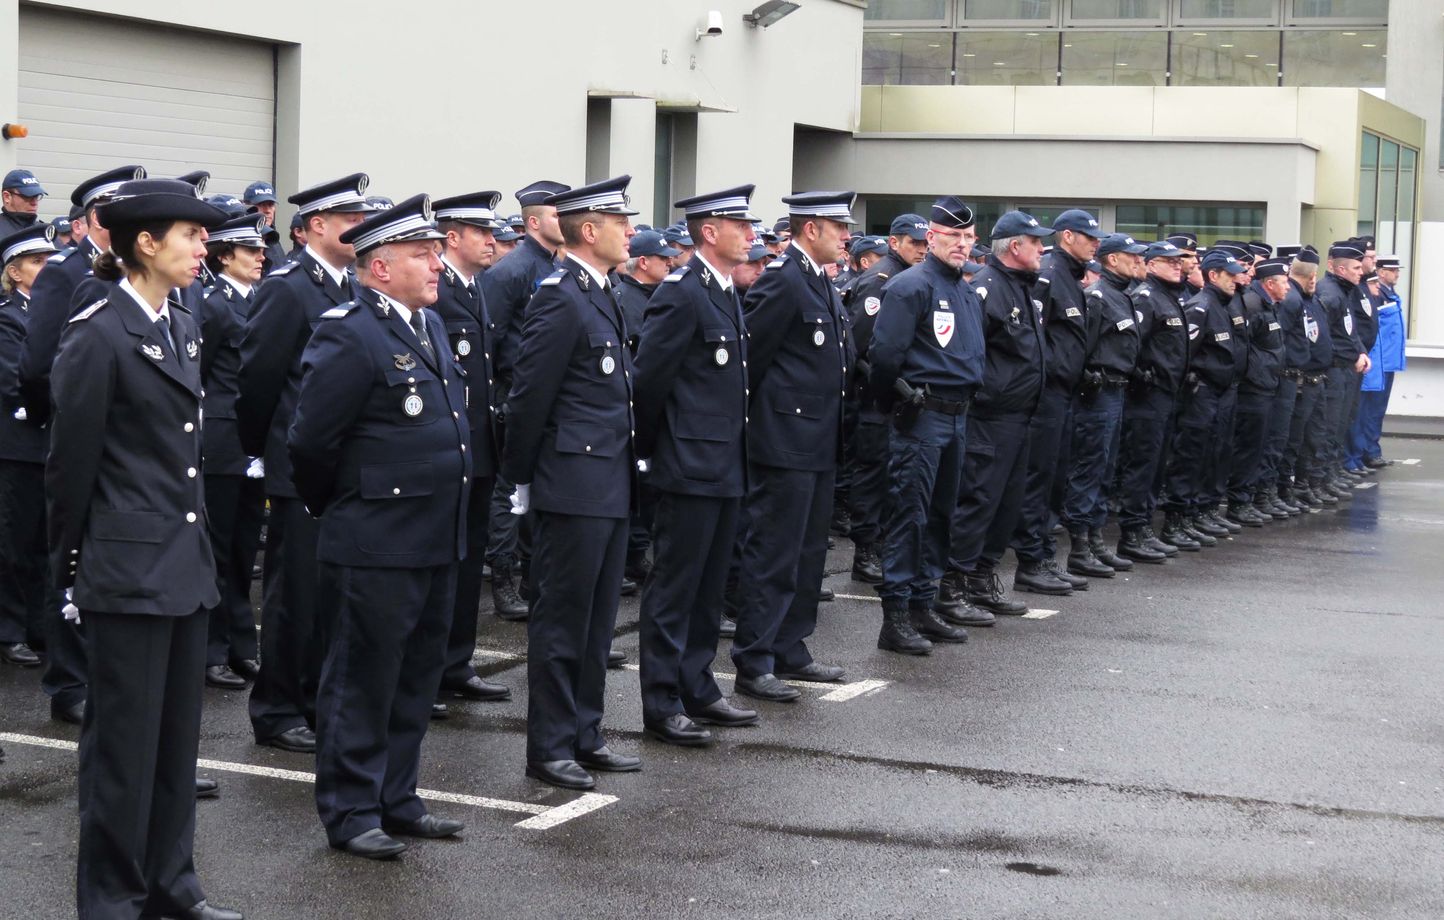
509, 483, 531, 515
637, 458, 649, 474
245, 457, 265, 479
12, 407, 26, 421
62, 588, 80, 625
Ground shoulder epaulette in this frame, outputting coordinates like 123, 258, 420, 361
69, 299, 108, 322
1088, 288, 1104, 298
538, 269, 565, 287
202, 285, 216, 298
876, 272, 890, 281
663, 266, 690, 284
765, 256, 788, 271
1134, 285, 1151, 297
267, 262, 299, 277
1037, 276, 1052, 285
46, 251, 67, 264
320, 303, 357, 320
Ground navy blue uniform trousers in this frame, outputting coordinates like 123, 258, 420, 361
1013, 383, 1070, 562
1261, 378, 1299, 490
1163, 384, 1222, 514
1202, 384, 1238, 507
847, 409, 890, 549
1061, 383, 1126, 533
1226, 389, 1275, 503
948, 411, 1032, 574
1117, 384, 1176, 530
879, 409, 967, 607
441, 473, 495, 689
202, 474, 264, 667
249, 497, 321, 740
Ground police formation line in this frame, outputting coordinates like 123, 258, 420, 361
0, 166, 1408, 918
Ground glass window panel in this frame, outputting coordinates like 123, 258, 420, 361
1178, 0, 1278, 21
1069, 0, 1166, 20
1289, 0, 1387, 21
1017, 204, 1100, 227
1283, 29, 1385, 86
1397, 147, 1416, 222
863, 33, 955, 85
1172, 30, 1279, 85
862, 196, 1005, 237
1377, 139, 1398, 230
1358, 132, 1378, 231
962, 0, 1055, 21
1061, 31, 1166, 85
1115, 203, 1264, 248
864, 0, 950, 22
956, 32, 1057, 85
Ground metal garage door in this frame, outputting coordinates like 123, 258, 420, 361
17, 7, 275, 218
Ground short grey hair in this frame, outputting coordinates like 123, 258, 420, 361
625, 257, 640, 274
1289, 260, 1318, 281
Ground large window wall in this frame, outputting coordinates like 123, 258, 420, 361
862, 0, 1386, 87
860, 196, 1252, 245
1358, 130, 1418, 308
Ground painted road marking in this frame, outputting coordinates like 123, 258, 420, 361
1353, 482, 1377, 490
1401, 458, 1421, 465
834, 593, 881, 602
0, 732, 616, 829
1022, 609, 1059, 619
472, 647, 890, 702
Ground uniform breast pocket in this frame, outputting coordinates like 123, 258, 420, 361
445, 321, 476, 361
703, 327, 737, 371
801, 312, 831, 349
775, 388, 824, 422
382, 368, 441, 425
586, 331, 622, 379
555, 421, 624, 458
356, 461, 436, 555
81, 509, 169, 599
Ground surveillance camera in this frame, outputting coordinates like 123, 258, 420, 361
701, 10, 723, 36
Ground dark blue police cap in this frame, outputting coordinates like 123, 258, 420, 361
206, 194, 248, 218
962, 260, 985, 274
850, 236, 888, 259
1, 222, 58, 265
783, 190, 857, 226
72, 165, 147, 208
3, 168, 47, 196
772, 217, 791, 236
516, 180, 571, 208
1165, 232, 1198, 252
244, 180, 278, 205
1275, 244, 1303, 260
1377, 255, 1401, 269
1213, 240, 1252, 262
1097, 233, 1148, 258
1254, 258, 1289, 279
1144, 240, 1187, 261
366, 196, 395, 211
97, 178, 228, 228
1085, 259, 1102, 273
1052, 209, 1105, 239
288, 173, 376, 216
289, 212, 304, 231
207, 214, 269, 248
177, 170, 210, 195
1296, 247, 1320, 265
493, 224, 521, 242
1248, 240, 1272, 258
675, 185, 758, 221
545, 175, 638, 216
746, 241, 772, 263
929, 198, 974, 230
989, 210, 1052, 241
1328, 240, 1365, 260
1200, 249, 1248, 275
340, 193, 445, 255
628, 229, 681, 259
889, 213, 929, 240
49, 216, 71, 235
433, 191, 506, 229
662, 224, 694, 247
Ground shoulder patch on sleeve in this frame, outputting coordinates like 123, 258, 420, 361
1135, 285, 1151, 297
876, 272, 890, 280
69, 299, 109, 323
1088, 289, 1104, 298
266, 262, 299, 277
974, 285, 988, 301
320, 303, 358, 320
663, 266, 691, 283
538, 269, 565, 287
1037, 276, 1052, 285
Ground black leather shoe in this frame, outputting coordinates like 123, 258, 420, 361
607, 649, 627, 669
1161, 513, 1201, 550
686, 697, 760, 727
776, 661, 845, 683
185, 900, 244, 920
260, 726, 317, 754
337, 828, 407, 860
195, 777, 219, 799
1181, 516, 1218, 547
620, 577, 639, 597
526, 759, 595, 790
643, 713, 714, 747
909, 607, 968, 644
430, 703, 449, 720
51, 700, 84, 725
818, 587, 835, 602
1, 642, 41, 667
718, 616, 736, 638
1226, 503, 1265, 527
228, 658, 260, 680
577, 745, 644, 770
205, 665, 248, 690
1066, 533, 1115, 577
446, 675, 511, 702
734, 673, 801, 703
383, 813, 465, 838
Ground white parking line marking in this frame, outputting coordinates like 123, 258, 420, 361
818, 679, 890, 702
1401, 458, 1421, 465
834, 593, 881, 602
1353, 482, 1377, 490
0, 732, 614, 829
1022, 609, 1059, 619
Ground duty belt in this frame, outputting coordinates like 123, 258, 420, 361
1102, 372, 1129, 386
1304, 372, 1326, 385
922, 394, 971, 416
1281, 368, 1303, 381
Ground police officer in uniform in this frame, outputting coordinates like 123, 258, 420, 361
287, 195, 469, 860
633, 185, 760, 745
48, 179, 241, 920
0, 168, 45, 237
198, 216, 270, 690
0, 223, 59, 667
481, 179, 570, 620
1314, 241, 1370, 498
18, 164, 145, 724
502, 176, 642, 791
942, 211, 1052, 615
1228, 258, 1289, 523
238, 173, 378, 753
867, 197, 987, 654
242, 180, 287, 273
732, 191, 855, 701
1258, 247, 1307, 515
1281, 248, 1334, 508
429, 191, 510, 705
841, 213, 928, 585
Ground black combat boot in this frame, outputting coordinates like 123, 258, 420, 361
1140, 524, 1180, 557
1117, 527, 1167, 564
491, 565, 529, 621
909, 604, 969, 644
1203, 507, 1242, 533
1013, 560, 1074, 596
1226, 502, 1265, 527
1067, 530, 1115, 578
851, 543, 883, 584
1042, 558, 1088, 590
1090, 529, 1132, 571
878, 603, 932, 656
964, 572, 1030, 615
932, 573, 996, 627
1160, 512, 1201, 551
1181, 514, 1218, 546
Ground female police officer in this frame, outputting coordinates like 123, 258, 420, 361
47, 178, 241, 920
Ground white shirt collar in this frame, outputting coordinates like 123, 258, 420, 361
305, 246, 349, 286
118, 277, 171, 322
566, 253, 609, 291
440, 254, 473, 288
789, 244, 823, 276
693, 252, 732, 291
222, 275, 253, 299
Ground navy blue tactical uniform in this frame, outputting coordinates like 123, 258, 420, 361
734, 244, 850, 680
238, 249, 352, 743
289, 280, 470, 848
868, 253, 984, 617
633, 257, 748, 724
1117, 271, 1190, 532
1200, 287, 1250, 514
1162, 283, 1236, 515
1266, 276, 1308, 501
1228, 283, 1284, 507
1282, 274, 1333, 494
431, 257, 500, 693
1315, 270, 1365, 477
199, 275, 264, 672
49, 277, 221, 920
502, 257, 636, 767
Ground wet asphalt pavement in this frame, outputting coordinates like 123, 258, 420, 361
3, 436, 1443, 919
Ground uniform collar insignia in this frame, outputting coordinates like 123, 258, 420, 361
700, 267, 712, 287
311, 262, 325, 283
577, 269, 590, 290
140, 343, 165, 362
185, 339, 198, 359
394, 353, 417, 371
444, 267, 455, 284
223, 284, 233, 300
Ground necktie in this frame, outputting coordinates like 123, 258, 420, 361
156, 315, 176, 357
410, 311, 434, 359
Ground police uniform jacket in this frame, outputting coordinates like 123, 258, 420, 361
612, 274, 656, 354
1082, 269, 1141, 378
0, 210, 38, 237
479, 234, 559, 388
1278, 281, 1313, 372
46, 282, 219, 616
1129, 275, 1190, 394
500, 259, 636, 519
237, 249, 351, 499
17, 237, 104, 425
969, 255, 1047, 417
287, 284, 470, 568
633, 257, 748, 498
843, 250, 910, 359
867, 252, 984, 405
0, 290, 46, 464
741, 246, 851, 471
199, 275, 255, 476
1354, 282, 1380, 353
432, 260, 498, 478
1239, 287, 1284, 394
1183, 284, 1238, 393
1223, 290, 1250, 384
1035, 248, 1090, 390
1315, 272, 1364, 366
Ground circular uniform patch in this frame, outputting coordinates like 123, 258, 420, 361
864, 296, 881, 316
457, 338, 471, 357
601, 355, 616, 375
403, 394, 424, 417
812, 328, 826, 347
715, 346, 729, 366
